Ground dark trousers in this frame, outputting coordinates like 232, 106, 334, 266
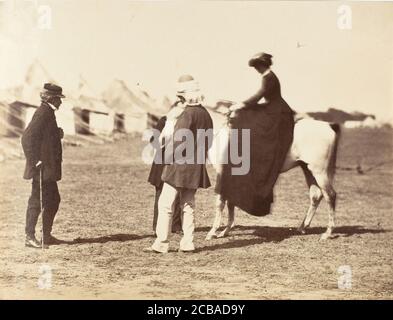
25, 174, 60, 238
153, 186, 182, 233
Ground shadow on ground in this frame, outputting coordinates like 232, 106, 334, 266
196, 225, 390, 252
48, 226, 389, 250
60, 233, 154, 245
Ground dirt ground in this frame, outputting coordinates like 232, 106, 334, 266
0, 128, 392, 300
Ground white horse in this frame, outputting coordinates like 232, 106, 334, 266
161, 106, 341, 241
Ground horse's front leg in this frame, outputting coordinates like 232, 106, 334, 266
206, 195, 225, 240
217, 201, 235, 238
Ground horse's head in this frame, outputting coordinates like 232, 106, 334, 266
214, 100, 239, 126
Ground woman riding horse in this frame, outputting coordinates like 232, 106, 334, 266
216, 52, 295, 215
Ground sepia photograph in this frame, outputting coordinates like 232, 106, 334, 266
0, 0, 392, 302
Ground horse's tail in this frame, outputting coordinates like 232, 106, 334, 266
328, 123, 341, 181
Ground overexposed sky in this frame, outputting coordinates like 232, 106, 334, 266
0, 0, 392, 119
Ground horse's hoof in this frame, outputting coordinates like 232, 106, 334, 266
217, 231, 228, 238
297, 227, 306, 235
205, 234, 216, 241
319, 233, 332, 241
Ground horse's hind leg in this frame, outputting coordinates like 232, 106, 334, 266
313, 172, 337, 241
217, 201, 235, 238
298, 164, 323, 234
206, 195, 225, 240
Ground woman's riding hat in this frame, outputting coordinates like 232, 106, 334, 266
248, 52, 273, 67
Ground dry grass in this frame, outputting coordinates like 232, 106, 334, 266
0, 128, 392, 299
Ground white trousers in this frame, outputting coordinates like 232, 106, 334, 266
152, 183, 196, 253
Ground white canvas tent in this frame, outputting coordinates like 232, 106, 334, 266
0, 101, 37, 137
362, 116, 383, 128
20, 60, 55, 106
72, 77, 114, 135
53, 101, 76, 135
0, 88, 20, 136
102, 79, 163, 133
2, 60, 77, 136
344, 116, 383, 129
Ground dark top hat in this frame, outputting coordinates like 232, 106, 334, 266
42, 83, 65, 98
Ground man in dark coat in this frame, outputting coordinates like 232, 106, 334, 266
146, 75, 213, 253
21, 83, 65, 248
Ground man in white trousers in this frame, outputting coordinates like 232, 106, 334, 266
145, 75, 213, 253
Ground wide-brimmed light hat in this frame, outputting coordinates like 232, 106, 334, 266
176, 74, 203, 106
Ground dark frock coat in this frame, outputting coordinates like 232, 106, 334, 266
21, 102, 62, 182
161, 105, 214, 190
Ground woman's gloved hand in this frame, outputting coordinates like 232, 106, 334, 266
228, 102, 246, 119
229, 102, 245, 112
